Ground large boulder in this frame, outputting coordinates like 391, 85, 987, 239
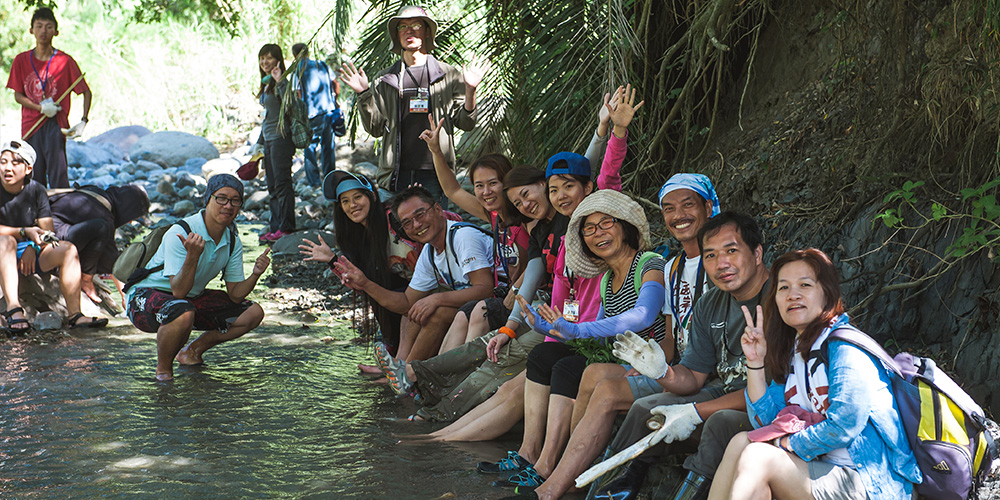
66, 140, 125, 169
87, 125, 151, 160
130, 131, 219, 168
201, 157, 242, 179
270, 229, 335, 256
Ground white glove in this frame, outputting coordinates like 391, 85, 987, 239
612, 330, 668, 379
61, 120, 86, 139
40, 98, 61, 118
648, 403, 703, 445
249, 143, 265, 160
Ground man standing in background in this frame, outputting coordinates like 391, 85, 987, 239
291, 43, 338, 187
6, 7, 92, 188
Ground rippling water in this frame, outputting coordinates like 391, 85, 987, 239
0, 324, 521, 499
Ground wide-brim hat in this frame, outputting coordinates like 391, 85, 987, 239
387, 5, 437, 55
565, 190, 650, 278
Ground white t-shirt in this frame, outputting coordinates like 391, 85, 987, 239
663, 254, 710, 357
408, 221, 494, 292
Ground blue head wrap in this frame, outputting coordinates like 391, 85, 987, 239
657, 173, 720, 217
205, 174, 245, 204
324, 170, 374, 200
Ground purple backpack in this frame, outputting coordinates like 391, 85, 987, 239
825, 328, 998, 499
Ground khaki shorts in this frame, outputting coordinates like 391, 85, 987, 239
808, 460, 868, 500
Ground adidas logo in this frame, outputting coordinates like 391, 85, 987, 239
932, 461, 951, 473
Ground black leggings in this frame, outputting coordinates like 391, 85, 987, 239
55, 218, 115, 275
526, 342, 587, 398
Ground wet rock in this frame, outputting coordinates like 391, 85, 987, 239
157, 179, 176, 197
244, 191, 269, 211
177, 186, 196, 199
34, 311, 62, 331
271, 229, 335, 256
87, 125, 151, 160
173, 200, 197, 216
175, 172, 197, 189
135, 160, 161, 172
130, 131, 220, 168
66, 140, 125, 169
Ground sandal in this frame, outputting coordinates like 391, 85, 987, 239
375, 342, 403, 376
385, 360, 413, 395
493, 465, 544, 488
67, 312, 109, 329
1, 307, 33, 334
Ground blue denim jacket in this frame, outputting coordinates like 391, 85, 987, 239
747, 336, 922, 500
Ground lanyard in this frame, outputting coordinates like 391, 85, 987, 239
669, 252, 704, 338
491, 213, 511, 284
427, 232, 456, 289
403, 62, 428, 95
30, 49, 58, 94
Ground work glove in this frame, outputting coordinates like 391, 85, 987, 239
61, 121, 86, 139
612, 330, 668, 379
249, 143, 265, 160
40, 98, 61, 118
649, 403, 703, 445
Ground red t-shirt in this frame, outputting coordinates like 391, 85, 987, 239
6, 49, 89, 136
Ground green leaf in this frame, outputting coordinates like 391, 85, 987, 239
931, 202, 947, 221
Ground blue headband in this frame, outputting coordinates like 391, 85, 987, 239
657, 173, 720, 217
205, 173, 244, 203
336, 179, 368, 198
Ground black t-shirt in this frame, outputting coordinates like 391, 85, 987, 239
0, 181, 51, 228
398, 63, 434, 172
526, 214, 570, 291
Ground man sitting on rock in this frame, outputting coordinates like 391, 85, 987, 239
125, 174, 271, 381
0, 140, 107, 333
332, 186, 495, 362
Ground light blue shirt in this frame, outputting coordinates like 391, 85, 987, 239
131, 211, 245, 298
747, 327, 922, 500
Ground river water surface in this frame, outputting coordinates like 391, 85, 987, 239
1, 320, 526, 499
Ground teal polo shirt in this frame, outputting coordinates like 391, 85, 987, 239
131, 211, 245, 298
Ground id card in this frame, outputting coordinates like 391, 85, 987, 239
409, 88, 430, 113
563, 299, 580, 323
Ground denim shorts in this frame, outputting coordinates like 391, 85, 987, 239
622, 364, 665, 399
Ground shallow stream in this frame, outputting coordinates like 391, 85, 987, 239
1, 321, 526, 499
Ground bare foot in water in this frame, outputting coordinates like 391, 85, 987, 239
175, 348, 203, 365
358, 363, 382, 375
155, 372, 174, 381
81, 274, 103, 304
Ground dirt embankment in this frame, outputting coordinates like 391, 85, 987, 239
689, 0, 1000, 411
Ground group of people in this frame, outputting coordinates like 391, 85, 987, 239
4, 5, 927, 499
292, 6, 922, 500
1, 8, 153, 335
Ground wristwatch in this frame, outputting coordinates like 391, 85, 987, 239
19, 227, 26, 240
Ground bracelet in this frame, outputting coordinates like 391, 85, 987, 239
747, 365, 765, 370
19, 227, 26, 240
81, 117, 89, 123
499, 326, 517, 339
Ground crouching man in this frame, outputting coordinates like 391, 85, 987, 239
126, 174, 271, 381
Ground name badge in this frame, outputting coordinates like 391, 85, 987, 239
409, 88, 430, 113
563, 299, 580, 323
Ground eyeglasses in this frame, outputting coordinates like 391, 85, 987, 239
581, 217, 617, 237
212, 195, 243, 207
396, 22, 425, 32
399, 206, 434, 231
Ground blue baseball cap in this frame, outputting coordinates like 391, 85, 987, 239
545, 152, 591, 179
324, 170, 374, 200
657, 173, 721, 217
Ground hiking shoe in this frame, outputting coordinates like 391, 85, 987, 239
385, 360, 413, 395
477, 451, 530, 474
375, 342, 403, 376
262, 230, 290, 242
493, 464, 543, 488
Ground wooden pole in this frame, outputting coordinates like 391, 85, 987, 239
22, 72, 86, 140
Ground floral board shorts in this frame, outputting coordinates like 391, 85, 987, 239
127, 287, 255, 334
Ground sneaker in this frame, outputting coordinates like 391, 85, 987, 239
493, 464, 543, 488
258, 231, 275, 243
477, 451, 530, 474
262, 230, 290, 242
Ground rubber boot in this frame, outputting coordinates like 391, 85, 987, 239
670, 471, 710, 500
594, 459, 649, 500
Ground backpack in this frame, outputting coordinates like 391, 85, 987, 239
425, 222, 497, 289
823, 328, 998, 500
599, 251, 661, 303
113, 220, 237, 293
280, 57, 312, 149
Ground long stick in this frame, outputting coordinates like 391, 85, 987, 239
574, 428, 663, 488
22, 72, 86, 140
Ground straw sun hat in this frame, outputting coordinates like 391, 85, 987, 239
565, 190, 650, 279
